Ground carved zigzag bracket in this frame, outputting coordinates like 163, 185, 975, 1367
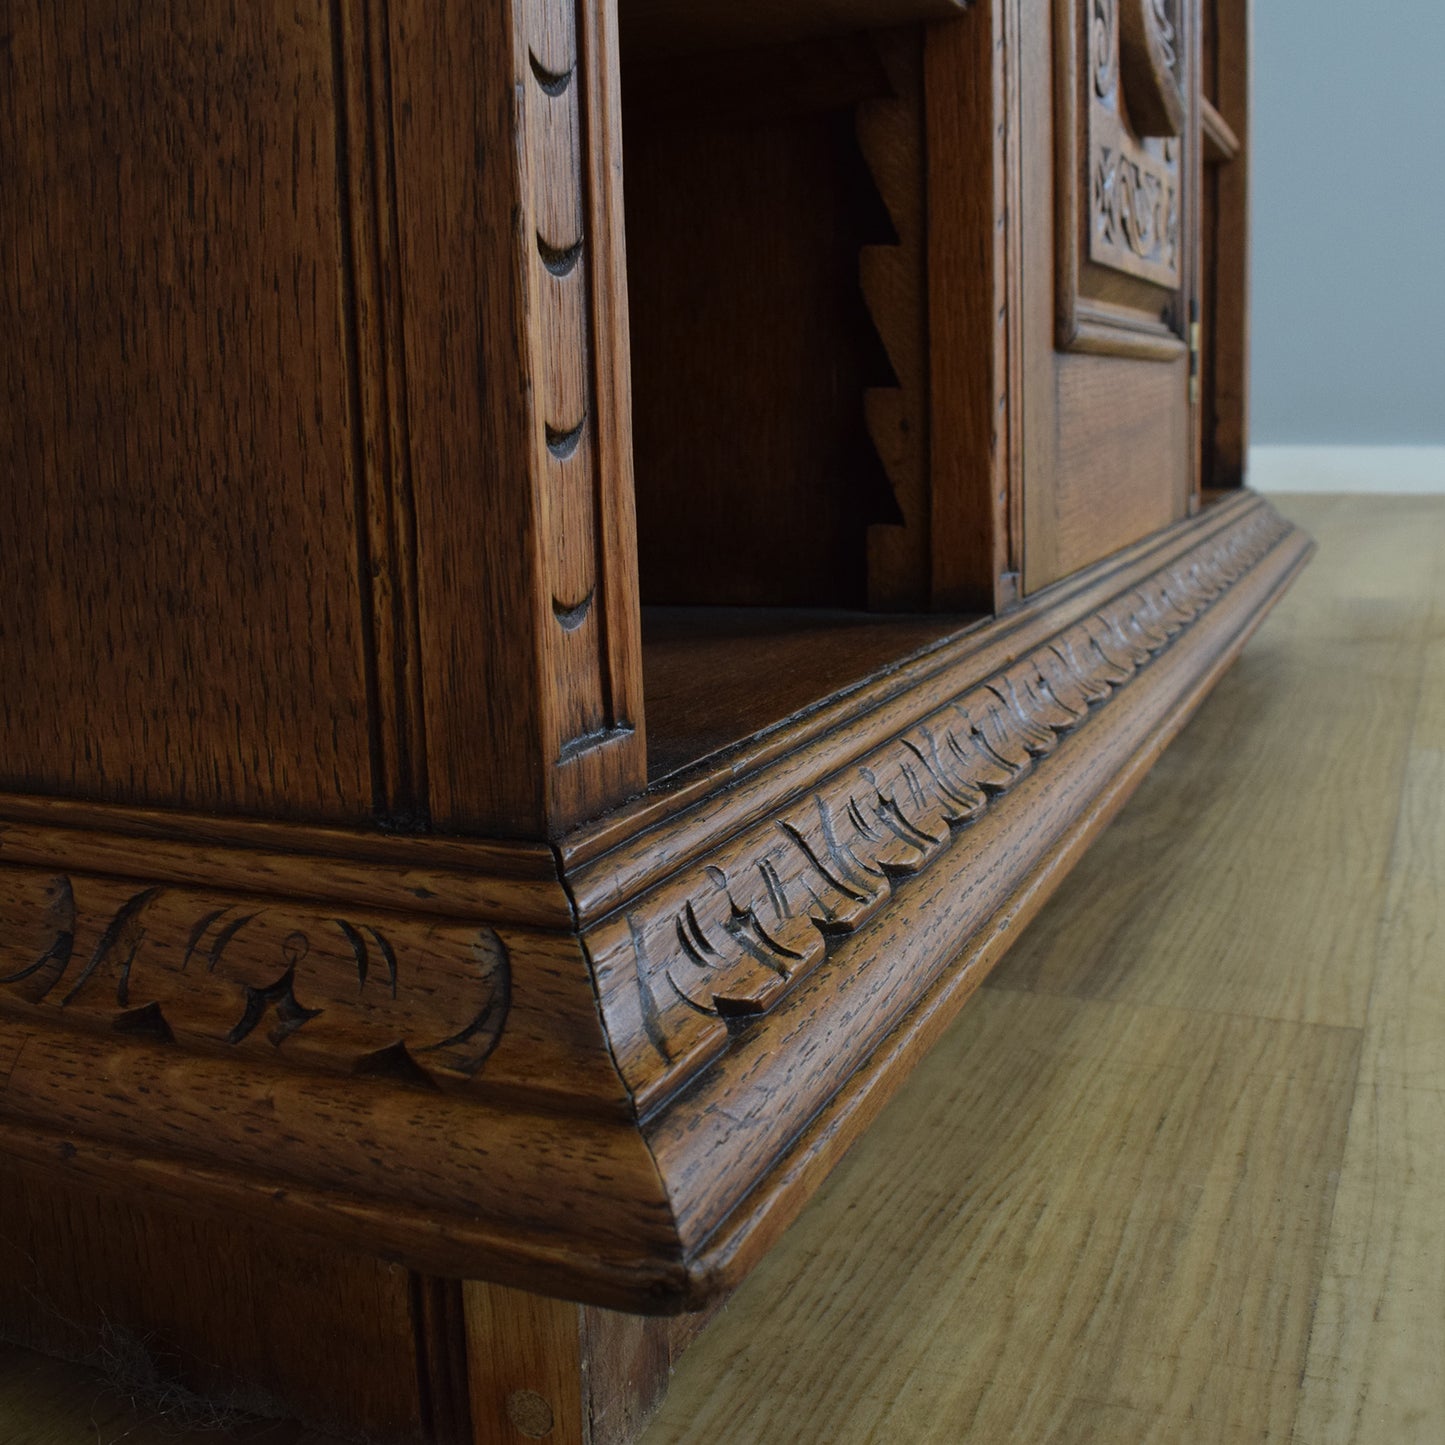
858, 32, 930, 610
589, 504, 1292, 1112
0, 875, 509, 1087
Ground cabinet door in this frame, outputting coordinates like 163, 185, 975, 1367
1021, 0, 1200, 591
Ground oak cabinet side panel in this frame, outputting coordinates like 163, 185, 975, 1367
0, 3, 377, 821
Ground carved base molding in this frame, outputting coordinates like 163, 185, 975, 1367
0, 493, 1310, 1314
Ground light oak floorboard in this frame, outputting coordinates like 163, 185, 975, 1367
1290, 503, 1445, 1444
641, 990, 1359, 1445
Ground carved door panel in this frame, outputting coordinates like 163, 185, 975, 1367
1021, 0, 1200, 591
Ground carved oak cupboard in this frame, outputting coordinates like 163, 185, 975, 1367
0, 0, 1303, 1440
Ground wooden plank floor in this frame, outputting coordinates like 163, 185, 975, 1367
3, 495, 1442, 1444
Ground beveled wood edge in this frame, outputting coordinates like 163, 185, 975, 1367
0, 797, 572, 929
564, 490, 1262, 912
665, 515, 1315, 1306
0, 1118, 689, 1314
1065, 308, 1189, 362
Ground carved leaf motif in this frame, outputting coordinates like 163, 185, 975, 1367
602, 507, 1294, 1097
0, 879, 510, 1086
1037, 644, 1112, 713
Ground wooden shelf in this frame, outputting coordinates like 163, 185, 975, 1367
642, 609, 978, 781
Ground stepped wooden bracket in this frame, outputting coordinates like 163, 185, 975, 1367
858, 33, 931, 610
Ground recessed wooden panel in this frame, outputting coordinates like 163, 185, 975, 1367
0, 3, 376, 821
1022, 0, 1195, 591
1053, 0, 1192, 357
1030, 354, 1191, 585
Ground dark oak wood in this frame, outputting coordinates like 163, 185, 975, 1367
619, 0, 967, 58
860, 30, 934, 609
642, 607, 975, 780
389, 0, 647, 836
0, 1165, 713, 1444
0, 490, 1309, 1323
0, 0, 649, 840
624, 48, 897, 609
0, 2, 1293, 1441
1201, 0, 1251, 487
0, 1168, 425, 1439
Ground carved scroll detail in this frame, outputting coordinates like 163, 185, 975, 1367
1094, 142, 1179, 267
1091, 0, 1118, 96
593, 506, 1292, 1101
0, 879, 510, 1086
1119, 0, 1185, 137
1086, 0, 1181, 287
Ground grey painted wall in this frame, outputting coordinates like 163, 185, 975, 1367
1250, 1, 1445, 443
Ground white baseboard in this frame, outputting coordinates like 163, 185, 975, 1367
1248, 445, 1445, 494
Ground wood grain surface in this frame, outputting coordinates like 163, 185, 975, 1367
2, 495, 1431, 1445
1201, 0, 1251, 487
0, 1, 376, 822
0, 1171, 424, 1440
925, 0, 1024, 614
1023, 0, 1194, 591
390, 0, 648, 836
624, 57, 894, 610
641, 608, 971, 782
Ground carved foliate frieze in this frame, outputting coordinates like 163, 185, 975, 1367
1087, 0, 1182, 287
591, 504, 1291, 1108
0, 873, 510, 1086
